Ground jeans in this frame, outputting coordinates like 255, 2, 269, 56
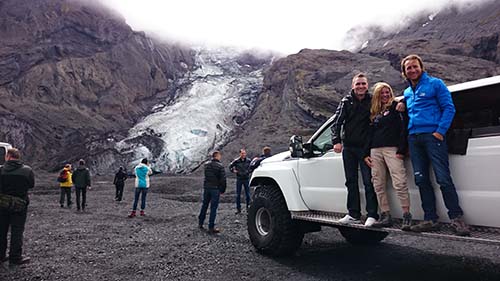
198, 188, 220, 229
408, 133, 463, 221
0, 208, 28, 261
115, 183, 124, 201
75, 186, 87, 210
132, 188, 148, 211
59, 187, 72, 206
235, 178, 250, 211
342, 146, 379, 219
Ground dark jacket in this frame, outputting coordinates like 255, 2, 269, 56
365, 101, 408, 157
228, 157, 251, 179
0, 160, 35, 202
249, 152, 272, 173
331, 90, 372, 147
113, 169, 127, 186
72, 166, 91, 188
204, 158, 226, 193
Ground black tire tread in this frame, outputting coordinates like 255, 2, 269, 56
248, 185, 304, 256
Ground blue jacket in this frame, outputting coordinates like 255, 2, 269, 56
134, 163, 152, 189
403, 72, 455, 136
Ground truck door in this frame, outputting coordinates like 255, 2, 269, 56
296, 125, 349, 212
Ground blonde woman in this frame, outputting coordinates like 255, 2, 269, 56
364, 82, 412, 230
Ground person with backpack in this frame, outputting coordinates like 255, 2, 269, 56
71, 159, 91, 211
0, 148, 34, 265
128, 159, 152, 218
58, 164, 73, 208
113, 166, 127, 201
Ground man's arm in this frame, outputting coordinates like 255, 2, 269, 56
435, 79, 456, 137
330, 97, 347, 145
218, 165, 227, 194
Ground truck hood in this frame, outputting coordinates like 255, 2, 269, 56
261, 151, 291, 164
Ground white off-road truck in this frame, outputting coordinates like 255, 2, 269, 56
0, 142, 13, 165
247, 75, 500, 256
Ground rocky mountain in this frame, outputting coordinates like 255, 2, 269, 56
2, 0, 500, 173
222, 0, 500, 159
0, 0, 195, 170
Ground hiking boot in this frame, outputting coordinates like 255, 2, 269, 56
60, 204, 64, 208
401, 212, 413, 231
235, 209, 241, 215
208, 228, 220, 234
198, 224, 204, 230
338, 214, 361, 225
140, 210, 145, 216
372, 212, 393, 228
128, 211, 136, 218
409, 220, 440, 232
9, 256, 30, 265
451, 216, 470, 236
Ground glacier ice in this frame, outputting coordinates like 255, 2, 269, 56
116, 47, 267, 173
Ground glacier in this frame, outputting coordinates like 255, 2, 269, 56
115, 48, 268, 173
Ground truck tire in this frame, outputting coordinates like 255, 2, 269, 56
338, 226, 388, 245
247, 185, 304, 256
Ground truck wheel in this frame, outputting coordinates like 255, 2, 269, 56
338, 226, 388, 245
247, 186, 304, 256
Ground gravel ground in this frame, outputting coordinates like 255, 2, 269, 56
1, 174, 499, 281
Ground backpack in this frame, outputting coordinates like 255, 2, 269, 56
57, 169, 69, 183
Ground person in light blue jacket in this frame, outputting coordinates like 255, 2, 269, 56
400, 54, 469, 236
128, 158, 152, 218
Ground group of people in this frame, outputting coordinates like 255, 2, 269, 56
0, 54, 471, 267
332, 54, 469, 236
58, 160, 92, 211
198, 147, 272, 233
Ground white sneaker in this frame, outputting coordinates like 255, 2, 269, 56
364, 217, 377, 227
338, 214, 361, 224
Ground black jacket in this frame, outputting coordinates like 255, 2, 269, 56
204, 158, 227, 193
228, 157, 251, 179
113, 170, 127, 186
0, 160, 35, 202
365, 101, 408, 157
331, 90, 372, 147
72, 166, 91, 188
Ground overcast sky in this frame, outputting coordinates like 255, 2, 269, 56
98, 0, 487, 54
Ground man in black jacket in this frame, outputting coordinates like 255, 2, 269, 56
0, 148, 34, 265
71, 159, 91, 211
198, 151, 226, 234
113, 166, 127, 201
229, 149, 251, 214
331, 73, 379, 226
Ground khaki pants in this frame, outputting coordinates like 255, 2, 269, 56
371, 147, 410, 213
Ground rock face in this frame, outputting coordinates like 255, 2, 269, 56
0, 0, 194, 170
222, 0, 500, 160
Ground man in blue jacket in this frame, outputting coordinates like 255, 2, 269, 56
401, 54, 469, 236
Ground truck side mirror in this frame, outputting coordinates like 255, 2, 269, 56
289, 135, 303, 158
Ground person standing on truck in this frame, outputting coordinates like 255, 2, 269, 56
198, 151, 226, 234
113, 166, 127, 202
71, 159, 91, 212
363, 82, 412, 230
0, 148, 34, 265
59, 164, 73, 208
399, 54, 470, 236
229, 149, 251, 214
128, 158, 153, 218
331, 73, 379, 226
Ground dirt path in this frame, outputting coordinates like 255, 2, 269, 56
1, 175, 500, 280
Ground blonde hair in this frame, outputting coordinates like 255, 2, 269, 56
370, 82, 395, 121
